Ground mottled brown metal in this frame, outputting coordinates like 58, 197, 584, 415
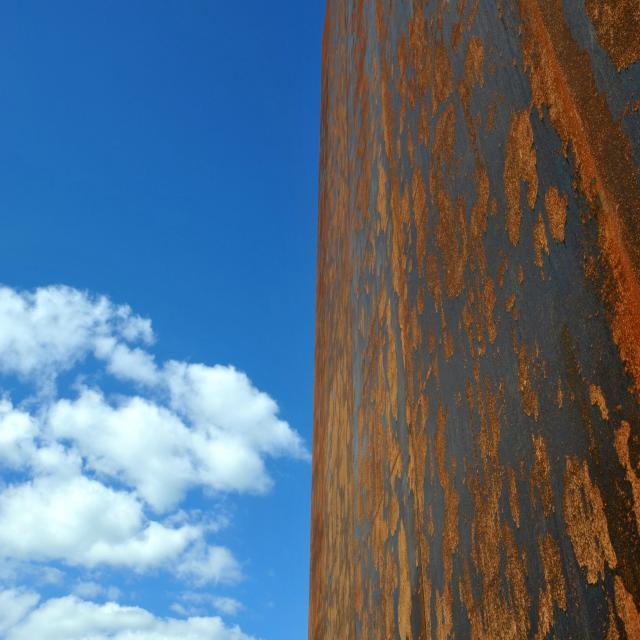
309, 1, 640, 638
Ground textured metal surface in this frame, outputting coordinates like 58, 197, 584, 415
309, 1, 640, 638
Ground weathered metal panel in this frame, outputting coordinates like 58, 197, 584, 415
309, 0, 640, 638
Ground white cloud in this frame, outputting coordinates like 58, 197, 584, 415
176, 544, 242, 586
48, 389, 194, 512
0, 475, 200, 572
212, 597, 244, 616
0, 285, 152, 385
171, 594, 243, 617
0, 591, 256, 640
0, 399, 37, 469
0, 284, 308, 633
47, 367, 308, 511
94, 338, 159, 386
165, 361, 308, 461
72, 581, 121, 601
0, 589, 40, 637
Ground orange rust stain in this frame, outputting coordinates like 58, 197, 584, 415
483, 278, 497, 344
615, 575, 640, 639
607, 609, 621, 640
508, 467, 521, 527
585, 0, 640, 71
563, 456, 617, 583
531, 434, 554, 516
504, 109, 538, 246
517, 342, 540, 420
533, 213, 550, 270
520, 0, 640, 400
486, 101, 497, 131
544, 186, 568, 243
505, 293, 516, 313
556, 378, 564, 408
535, 533, 567, 640
433, 105, 468, 298
470, 166, 489, 242
432, 42, 453, 113
614, 421, 640, 537
312, 1, 640, 637
397, 521, 412, 639
464, 36, 485, 88
412, 167, 427, 277
377, 160, 388, 231
466, 381, 531, 639
435, 404, 459, 640
589, 383, 610, 421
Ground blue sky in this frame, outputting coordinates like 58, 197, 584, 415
0, 2, 323, 638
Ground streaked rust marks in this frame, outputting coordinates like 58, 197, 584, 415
520, 0, 640, 399
504, 109, 538, 246
535, 533, 567, 640
615, 421, 640, 538
508, 467, 521, 528
398, 521, 412, 639
585, 0, 640, 71
530, 435, 554, 517
532, 213, 549, 270
615, 575, 640, 640
517, 342, 540, 420
311, 0, 640, 637
563, 456, 617, 584
590, 383, 610, 421
544, 186, 568, 243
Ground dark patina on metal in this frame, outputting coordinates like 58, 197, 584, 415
310, 1, 640, 638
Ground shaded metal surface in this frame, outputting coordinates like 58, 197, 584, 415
309, 0, 640, 638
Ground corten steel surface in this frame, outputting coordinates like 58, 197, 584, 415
309, 1, 640, 638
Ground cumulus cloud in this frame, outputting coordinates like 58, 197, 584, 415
0, 286, 308, 510
0, 399, 37, 469
164, 361, 308, 460
0, 284, 306, 633
0, 285, 152, 385
48, 389, 194, 512
0, 475, 199, 572
0, 591, 256, 640
94, 338, 160, 386
0, 589, 40, 637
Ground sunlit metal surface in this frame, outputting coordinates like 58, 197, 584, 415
310, 1, 640, 637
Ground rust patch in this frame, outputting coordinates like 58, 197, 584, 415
311, 1, 640, 637
544, 186, 568, 243
585, 0, 640, 71
508, 467, 521, 527
517, 342, 540, 420
563, 456, 617, 583
533, 213, 550, 270
535, 533, 567, 640
520, 0, 640, 399
464, 36, 484, 88
614, 421, 640, 538
615, 575, 640, 639
397, 521, 412, 639
589, 383, 609, 421
531, 434, 554, 516
504, 109, 538, 246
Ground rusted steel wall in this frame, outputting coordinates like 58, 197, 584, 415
309, 1, 640, 638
